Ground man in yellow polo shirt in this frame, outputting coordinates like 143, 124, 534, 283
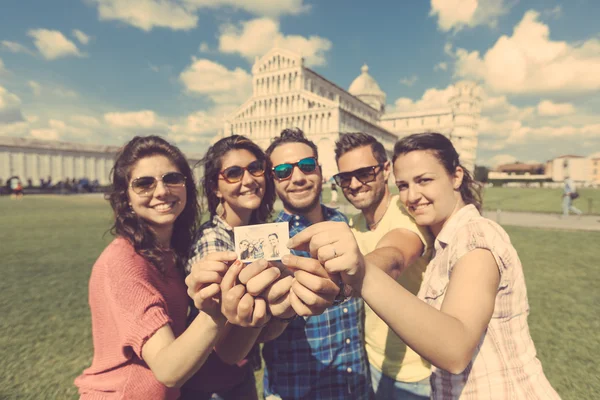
334, 133, 433, 399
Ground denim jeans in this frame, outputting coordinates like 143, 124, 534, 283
562, 195, 582, 216
370, 363, 430, 400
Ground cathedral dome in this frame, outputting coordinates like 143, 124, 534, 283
348, 64, 386, 97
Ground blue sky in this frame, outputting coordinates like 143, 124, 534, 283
1, 0, 599, 166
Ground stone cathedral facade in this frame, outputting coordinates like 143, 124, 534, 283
222, 48, 482, 178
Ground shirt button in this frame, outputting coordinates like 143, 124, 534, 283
345, 338, 351, 344
347, 367, 353, 373
343, 308, 348, 313
294, 222, 299, 226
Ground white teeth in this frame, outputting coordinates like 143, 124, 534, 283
413, 203, 430, 210
154, 202, 174, 211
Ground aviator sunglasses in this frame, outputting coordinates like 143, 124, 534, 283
219, 160, 266, 183
333, 164, 385, 188
130, 172, 186, 196
272, 157, 318, 181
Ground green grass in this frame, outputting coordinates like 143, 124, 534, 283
481, 187, 600, 215
1, 195, 599, 399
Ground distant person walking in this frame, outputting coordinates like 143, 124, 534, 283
562, 176, 582, 217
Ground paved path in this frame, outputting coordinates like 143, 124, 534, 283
331, 203, 600, 232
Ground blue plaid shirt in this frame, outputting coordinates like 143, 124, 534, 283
263, 205, 371, 400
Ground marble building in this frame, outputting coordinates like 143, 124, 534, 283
0, 136, 202, 186
222, 47, 482, 178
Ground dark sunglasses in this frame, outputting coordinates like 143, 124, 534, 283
333, 164, 384, 188
130, 172, 186, 196
272, 157, 318, 181
219, 160, 266, 183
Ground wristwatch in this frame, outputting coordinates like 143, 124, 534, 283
332, 281, 354, 305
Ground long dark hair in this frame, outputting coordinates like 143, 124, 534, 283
392, 132, 482, 210
201, 135, 275, 224
108, 135, 199, 273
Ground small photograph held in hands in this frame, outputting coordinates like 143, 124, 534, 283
234, 222, 290, 263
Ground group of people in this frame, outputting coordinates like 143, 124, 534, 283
75, 129, 560, 399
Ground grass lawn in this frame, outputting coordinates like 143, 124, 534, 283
1, 195, 599, 399
481, 187, 600, 215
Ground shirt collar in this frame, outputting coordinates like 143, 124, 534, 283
276, 204, 340, 226
211, 214, 233, 231
435, 204, 480, 247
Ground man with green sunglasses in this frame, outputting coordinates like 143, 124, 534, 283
261, 128, 372, 400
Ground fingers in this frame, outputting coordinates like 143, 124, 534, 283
237, 293, 255, 326
287, 221, 347, 250
238, 259, 269, 285
261, 275, 293, 302
293, 271, 339, 300
185, 270, 224, 295
246, 267, 281, 296
203, 251, 238, 263
291, 279, 331, 309
252, 298, 271, 326
289, 287, 316, 317
222, 284, 246, 317
221, 260, 244, 293
281, 254, 328, 278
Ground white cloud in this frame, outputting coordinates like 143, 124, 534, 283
104, 110, 165, 130
483, 153, 517, 167
30, 128, 60, 140
429, 0, 511, 32
72, 29, 91, 45
71, 115, 101, 128
199, 42, 209, 52
1, 40, 33, 55
454, 10, 600, 95
179, 58, 252, 105
90, 0, 198, 31
537, 100, 575, 116
28, 81, 42, 96
27, 29, 82, 60
0, 58, 7, 74
218, 18, 331, 67
89, 0, 309, 32
0, 85, 25, 124
169, 104, 237, 142
390, 84, 456, 112
183, 0, 309, 18
399, 75, 418, 86
434, 62, 448, 71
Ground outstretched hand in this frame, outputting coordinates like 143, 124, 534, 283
287, 221, 366, 291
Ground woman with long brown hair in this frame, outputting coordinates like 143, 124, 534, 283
75, 135, 224, 399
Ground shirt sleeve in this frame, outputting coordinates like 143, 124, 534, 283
186, 225, 234, 275
103, 260, 172, 360
448, 219, 513, 284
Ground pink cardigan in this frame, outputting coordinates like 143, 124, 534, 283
75, 238, 189, 400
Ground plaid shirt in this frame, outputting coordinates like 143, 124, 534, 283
263, 205, 372, 400
419, 205, 560, 399
186, 215, 261, 372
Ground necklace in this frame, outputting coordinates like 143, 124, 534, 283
367, 195, 392, 231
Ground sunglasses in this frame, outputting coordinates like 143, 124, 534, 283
219, 160, 266, 183
130, 172, 186, 196
333, 164, 384, 188
272, 157, 318, 181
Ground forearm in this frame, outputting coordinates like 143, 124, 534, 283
358, 264, 476, 373
214, 324, 263, 364
256, 319, 289, 343
153, 312, 226, 388
364, 247, 406, 280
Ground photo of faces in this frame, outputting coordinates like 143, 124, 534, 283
234, 222, 290, 262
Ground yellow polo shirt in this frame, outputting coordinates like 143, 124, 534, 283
349, 195, 433, 382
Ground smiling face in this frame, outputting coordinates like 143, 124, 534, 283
127, 155, 187, 242
336, 145, 389, 211
394, 150, 464, 236
270, 142, 322, 215
217, 149, 266, 222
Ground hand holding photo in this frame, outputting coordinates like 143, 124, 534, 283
234, 222, 290, 262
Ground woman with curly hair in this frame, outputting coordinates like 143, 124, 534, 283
75, 136, 224, 399
181, 134, 285, 400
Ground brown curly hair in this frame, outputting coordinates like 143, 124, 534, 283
107, 135, 200, 273
200, 135, 275, 224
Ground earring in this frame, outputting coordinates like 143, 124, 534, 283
129, 203, 135, 214
216, 199, 225, 218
